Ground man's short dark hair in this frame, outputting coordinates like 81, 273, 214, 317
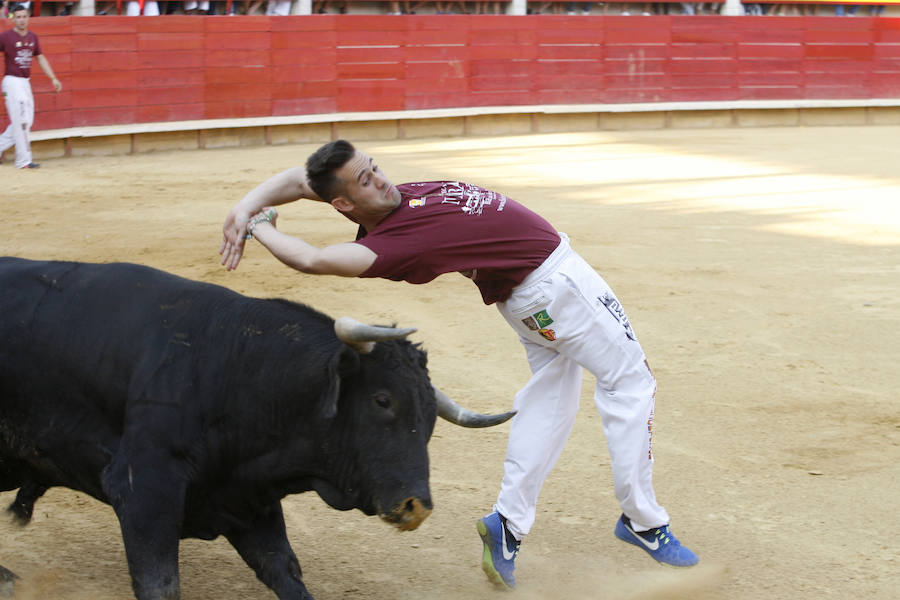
10, 4, 29, 13
305, 140, 356, 202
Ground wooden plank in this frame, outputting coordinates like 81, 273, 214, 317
138, 69, 205, 88
271, 30, 337, 49
68, 70, 138, 90
137, 32, 205, 52
337, 62, 406, 80
70, 106, 138, 127
670, 43, 737, 59
139, 50, 204, 69
136, 86, 204, 105
205, 101, 272, 120
406, 61, 468, 79
404, 77, 469, 94
69, 88, 138, 109
137, 104, 205, 123
272, 97, 337, 116
205, 83, 272, 103
337, 81, 406, 111
70, 34, 137, 53
136, 15, 203, 34
71, 51, 137, 72
537, 45, 604, 60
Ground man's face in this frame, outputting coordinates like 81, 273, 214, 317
333, 150, 401, 221
12, 10, 29, 33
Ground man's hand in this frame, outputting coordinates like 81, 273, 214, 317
219, 206, 252, 271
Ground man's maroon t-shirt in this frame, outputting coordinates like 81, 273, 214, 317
355, 181, 561, 305
0, 29, 42, 79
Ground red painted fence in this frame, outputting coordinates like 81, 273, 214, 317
4, 15, 900, 133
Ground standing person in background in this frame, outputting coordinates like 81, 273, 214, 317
184, 0, 209, 13
220, 139, 699, 591
0, 4, 61, 169
566, 1, 592, 14
265, 0, 292, 14
125, 0, 161, 14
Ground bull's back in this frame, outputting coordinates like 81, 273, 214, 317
0, 258, 238, 428
1, 258, 222, 379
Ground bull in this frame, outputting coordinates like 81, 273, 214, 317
0, 257, 513, 600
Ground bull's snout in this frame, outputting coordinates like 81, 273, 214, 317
380, 497, 433, 531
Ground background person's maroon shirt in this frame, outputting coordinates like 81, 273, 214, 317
0, 29, 42, 78
355, 181, 561, 305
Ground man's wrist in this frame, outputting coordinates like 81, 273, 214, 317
245, 208, 277, 239
248, 221, 273, 239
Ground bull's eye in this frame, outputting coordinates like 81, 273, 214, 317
373, 392, 391, 410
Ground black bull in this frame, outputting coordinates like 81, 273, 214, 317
0, 257, 513, 600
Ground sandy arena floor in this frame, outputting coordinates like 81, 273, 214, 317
1, 126, 899, 599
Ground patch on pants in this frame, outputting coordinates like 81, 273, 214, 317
522, 309, 556, 341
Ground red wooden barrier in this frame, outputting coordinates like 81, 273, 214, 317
1, 15, 898, 133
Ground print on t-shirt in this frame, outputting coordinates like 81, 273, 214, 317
437, 182, 508, 216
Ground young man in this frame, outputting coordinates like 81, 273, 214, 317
220, 140, 699, 589
0, 3, 61, 169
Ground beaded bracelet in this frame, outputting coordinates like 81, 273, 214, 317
245, 208, 277, 240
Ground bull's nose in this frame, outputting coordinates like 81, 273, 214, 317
383, 496, 433, 531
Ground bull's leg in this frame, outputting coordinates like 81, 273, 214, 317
225, 502, 313, 600
102, 446, 186, 600
0, 454, 23, 492
7, 480, 48, 524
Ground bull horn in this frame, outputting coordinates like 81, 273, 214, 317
334, 316, 417, 354
434, 386, 516, 428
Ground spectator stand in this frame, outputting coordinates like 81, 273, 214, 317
526, 2, 723, 14
16, 0, 900, 14
27, 0, 79, 15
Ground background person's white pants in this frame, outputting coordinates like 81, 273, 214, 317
266, 0, 292, 14
495, 234, 670, 539
0, 75, 35, 169
126, 1, 161, 15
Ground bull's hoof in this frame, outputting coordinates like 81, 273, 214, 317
0, 565, 19, 599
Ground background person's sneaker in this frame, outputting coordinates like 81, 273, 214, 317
476, 511, 520, 589
614, 514, 699, 567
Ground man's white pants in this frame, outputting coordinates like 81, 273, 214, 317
495, 233, 670, 539
0, 75, 35, 169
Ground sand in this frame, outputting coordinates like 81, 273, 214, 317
1, 126, 899, 599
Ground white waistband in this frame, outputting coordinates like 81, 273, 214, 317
513, 232, 572, 291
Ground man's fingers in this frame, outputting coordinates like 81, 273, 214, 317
226, 240, 244, 271
228, 252, 242, 271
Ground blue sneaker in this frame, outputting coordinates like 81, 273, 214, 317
477, 511, 520, 589
614, 514, 699, 567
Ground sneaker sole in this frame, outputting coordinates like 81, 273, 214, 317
477, 519, 513, 590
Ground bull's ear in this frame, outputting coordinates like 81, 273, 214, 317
323, 345, 360, 419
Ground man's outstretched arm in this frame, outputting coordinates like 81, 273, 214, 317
247, 214, 376, 277
220, 167, 324, 271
